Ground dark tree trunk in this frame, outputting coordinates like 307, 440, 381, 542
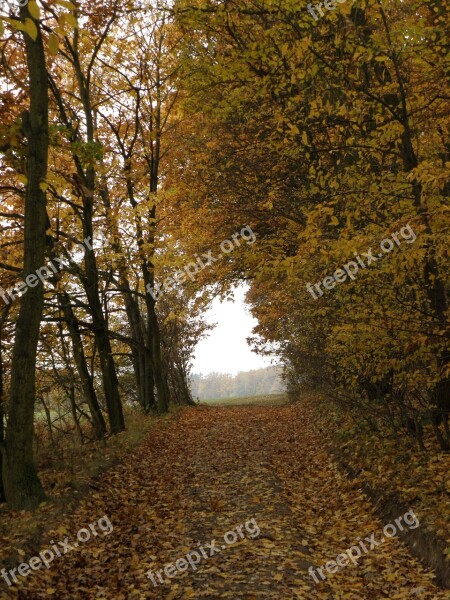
58, 292, 107, 440
401, 140, 450, 450
0, 306, 11, 503
119, 274, 156, 412
68, 384, 84, 445
0, 329, 5, 503
147, 305, 170, 414
62, 26, 126, 435
99, 175, 156, 415
2, 9, 48, 509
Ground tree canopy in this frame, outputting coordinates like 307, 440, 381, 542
0, 0, 448, 511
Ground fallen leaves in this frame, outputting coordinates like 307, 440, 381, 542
2, 403, 448, 599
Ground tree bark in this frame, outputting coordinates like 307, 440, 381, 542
67, 26, 125, 434
58, 292, 107, 439
147, 301, 170, 413
0, 328, 5, 503
2, 9, 48, 509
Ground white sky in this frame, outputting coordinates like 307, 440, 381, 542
192, 284, 275, 375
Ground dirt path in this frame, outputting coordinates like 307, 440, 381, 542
5, 404, 447, 599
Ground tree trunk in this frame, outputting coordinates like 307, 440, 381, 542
147, 305, 170, 413
68, 384, 84, 445
0, 329, 5, 503
401, 135, 450, 445
99, 173, 157, 413
65, 27, 126, 435
58, 292, 107, 440
124, 294, 155, 412
2, 9, 48, 509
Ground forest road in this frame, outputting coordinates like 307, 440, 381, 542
8, 403, 447, 599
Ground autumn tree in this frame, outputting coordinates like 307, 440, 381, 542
170, 0, 450, 447
0, 1, 50, 508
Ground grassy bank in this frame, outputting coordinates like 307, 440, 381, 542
200, 393, 288, 407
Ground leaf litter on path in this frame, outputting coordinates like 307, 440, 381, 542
5, 404, 448, 599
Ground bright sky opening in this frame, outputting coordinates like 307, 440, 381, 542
192, 285, 274, 375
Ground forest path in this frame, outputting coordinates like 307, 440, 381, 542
8, 403, 446, 599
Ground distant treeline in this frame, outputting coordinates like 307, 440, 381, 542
190, 366, 285, 400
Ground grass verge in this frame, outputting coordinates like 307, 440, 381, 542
200, 393, 288, 407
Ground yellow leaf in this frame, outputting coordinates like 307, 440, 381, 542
28, 1, 41, 20
48, 33, 59, 56
57, 13, 66, 29
64, 12, 78, 28
24, 18, 38, 41
18, 174, 28, 185
6, 18, 26, 33
55, 0, 77, 8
